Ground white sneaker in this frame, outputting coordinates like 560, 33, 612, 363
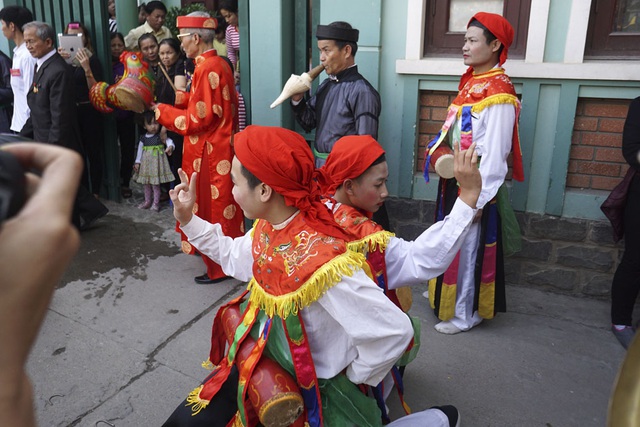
434, 320, 463, 335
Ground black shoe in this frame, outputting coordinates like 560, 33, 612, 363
194, 273, 230, 284
431, 405, 460, 427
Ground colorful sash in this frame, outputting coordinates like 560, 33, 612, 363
429, 198, 500, 320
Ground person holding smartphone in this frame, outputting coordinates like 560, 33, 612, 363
59, 21, 105, 197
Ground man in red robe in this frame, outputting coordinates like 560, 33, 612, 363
154, 13, 243, 284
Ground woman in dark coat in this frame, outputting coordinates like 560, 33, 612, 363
61, 21, 105, 196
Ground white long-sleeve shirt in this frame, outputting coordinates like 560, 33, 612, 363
10, 42, 35, 132
181, 215, 413, 386
457, 102, 515, 209
386, 198, 476, 289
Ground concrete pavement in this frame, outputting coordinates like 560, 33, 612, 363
26, 195, 629, 426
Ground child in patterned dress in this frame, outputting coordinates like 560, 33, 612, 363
132, 111, 175, 211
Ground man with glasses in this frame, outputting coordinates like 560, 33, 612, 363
153, 12, 243, 285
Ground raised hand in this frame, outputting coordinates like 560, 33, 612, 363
170, 168, 198, 226
75, 48, 90, 70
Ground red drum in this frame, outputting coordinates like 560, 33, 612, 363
221, 304, 305, 427
429, 144, 455, 179
112, 76, 154, 113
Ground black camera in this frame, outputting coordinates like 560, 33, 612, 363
0, 134, 30, 222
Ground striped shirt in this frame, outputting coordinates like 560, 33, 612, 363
225, 25, 239, 69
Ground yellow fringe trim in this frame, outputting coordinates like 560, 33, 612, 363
201, 359, 215, 371
186, 385, 210, 416
346, 230, 394, 254
247, 251, 367, 319
455, 93, 520, 116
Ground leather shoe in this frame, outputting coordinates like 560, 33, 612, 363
194, 273, 230, 284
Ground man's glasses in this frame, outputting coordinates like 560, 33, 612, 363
177, 33, 194, 40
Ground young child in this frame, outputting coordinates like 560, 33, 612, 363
132, 111, 175, 211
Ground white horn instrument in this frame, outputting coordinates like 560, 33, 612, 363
269, 64, 325, 109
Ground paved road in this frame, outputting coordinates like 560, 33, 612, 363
26, 197, 628, 426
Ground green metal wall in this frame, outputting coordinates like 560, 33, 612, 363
245, 0, 383, 133
11, 0, 120, 199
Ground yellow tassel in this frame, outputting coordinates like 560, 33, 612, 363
455, 93, 520, 117
185, 385, 210, 416
201, 359, 215, 371
402, 400, 412, 414
247, 251, 367, 319
346, 230, 394, 254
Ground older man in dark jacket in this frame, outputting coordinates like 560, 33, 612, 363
291, 21, 388, 228
19, 21, 107, 229
291, 21, 381, 167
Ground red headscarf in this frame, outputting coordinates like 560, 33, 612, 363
459, 12, 514, 90
234, 125, 349, 240
316, 135, 385, 196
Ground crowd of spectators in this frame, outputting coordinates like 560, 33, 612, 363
0, 1, 243, 214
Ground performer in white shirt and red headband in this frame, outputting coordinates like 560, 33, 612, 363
163, 125, 461, 427
424, 12, 524, 335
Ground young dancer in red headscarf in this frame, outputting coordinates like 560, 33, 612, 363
164, 126, 461, 427
317, 135, 480, 422
423, 12, 524, 335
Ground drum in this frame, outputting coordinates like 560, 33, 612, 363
112, 76, 154, 113
429, 144, 455, 179
221, 304, 305, 427
396, 286, 413, 312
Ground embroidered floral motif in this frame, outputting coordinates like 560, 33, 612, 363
255, 232, 270, 267
279, 230, 335, 277
469, 81, 489, 94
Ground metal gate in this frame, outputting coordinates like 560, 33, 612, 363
16, 0, 120, 199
